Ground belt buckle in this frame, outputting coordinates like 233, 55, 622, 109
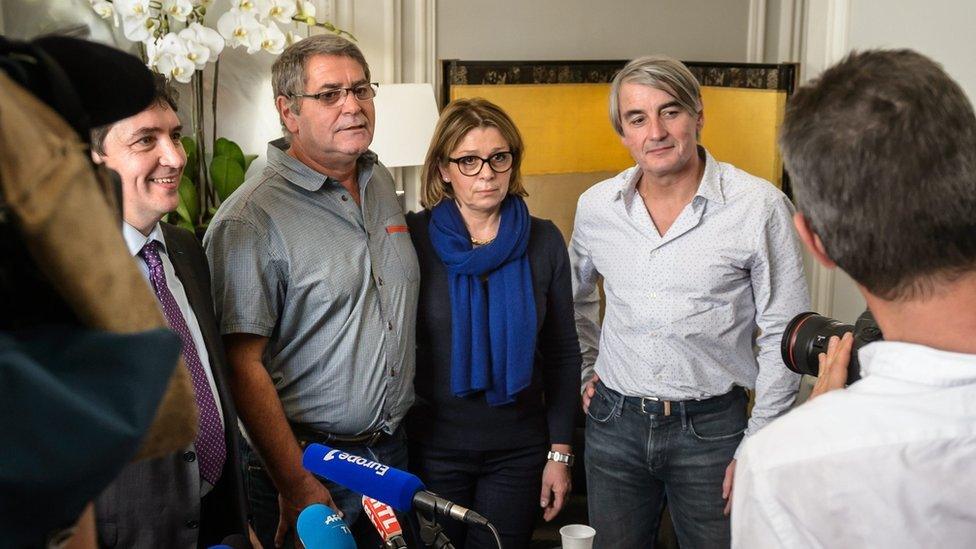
640, 396, 658, 414
640, 396, 671, 416
364, 431, 382, 446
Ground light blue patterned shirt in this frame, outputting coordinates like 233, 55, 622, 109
570, 148, 809, 439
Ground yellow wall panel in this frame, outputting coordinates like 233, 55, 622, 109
450, 83, 786, 186
451, 84, 633, 175
700, 87, 786, 186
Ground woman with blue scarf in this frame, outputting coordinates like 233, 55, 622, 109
405, 98, 582, 548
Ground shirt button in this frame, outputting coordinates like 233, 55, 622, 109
388, 321, 393, 331
378, 276, 384, 286
341, 195, 348, 201
182, 451, 196, 462
390, 367, 396, 377
185, 520, 199, 529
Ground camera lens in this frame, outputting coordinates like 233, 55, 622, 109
781, 312, 857, 380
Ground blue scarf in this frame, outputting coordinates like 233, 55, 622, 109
428, 195, 536, 406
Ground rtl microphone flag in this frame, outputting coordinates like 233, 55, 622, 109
302, 443, 424, 511
296, 504, 356, 549
363, 495, 407, 548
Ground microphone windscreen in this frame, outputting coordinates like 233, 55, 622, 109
302, 444, 425, 512
296, 504, 356, 549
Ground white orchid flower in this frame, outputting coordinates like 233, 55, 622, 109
299, 1, 316, 19
255, 21, 286, 54
217, 8, 263, 51
261, 0, 296, 24
229, 0, 269, 17
117, 0, 158, 42
179, 22, 225, 65
91, 1, 118, 26
149, 33, 196, 83
161, 0, 193, 22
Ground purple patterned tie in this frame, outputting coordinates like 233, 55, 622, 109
140, 240, 226, 485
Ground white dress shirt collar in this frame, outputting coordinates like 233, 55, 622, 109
122, 221, 166, 257
859, 340, 976, 386
616, 146, 727, 207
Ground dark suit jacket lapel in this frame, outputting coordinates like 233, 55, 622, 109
160, 223, 247, 543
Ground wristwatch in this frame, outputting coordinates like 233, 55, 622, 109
547, 450, 575, 466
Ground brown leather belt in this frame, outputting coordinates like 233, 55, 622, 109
290, 423, 386, 449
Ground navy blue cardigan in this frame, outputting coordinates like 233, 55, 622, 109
405, 210, 582, 450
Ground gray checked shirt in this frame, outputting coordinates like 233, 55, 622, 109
570, 148, 809, 442
204, 138, 419, 436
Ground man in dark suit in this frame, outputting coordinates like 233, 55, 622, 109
90, 74, 249, 548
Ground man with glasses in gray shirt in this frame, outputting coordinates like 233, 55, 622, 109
570, 55, 809, 548
204, 34, 419, 548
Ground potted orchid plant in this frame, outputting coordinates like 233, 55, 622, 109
88, 0, 352, 232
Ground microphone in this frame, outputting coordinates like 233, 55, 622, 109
303, 444, 488, 526
362, 496, 407, 548
296, 504, 356, 549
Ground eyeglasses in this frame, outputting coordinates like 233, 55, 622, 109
291, 83, 379, 106
448, 151, 514, 176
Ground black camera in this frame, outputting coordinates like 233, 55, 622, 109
780, 310, 883, 385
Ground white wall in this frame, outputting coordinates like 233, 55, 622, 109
848, 0, 976, 103
438, 0, 752, 62
788, 0, 976, 323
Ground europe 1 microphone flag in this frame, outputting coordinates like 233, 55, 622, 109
363, 496, 407, 548
302, 443, 489, 526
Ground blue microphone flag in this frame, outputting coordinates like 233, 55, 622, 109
296, 504, 356, 549
302, 443, 425, 512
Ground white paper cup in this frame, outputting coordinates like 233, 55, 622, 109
559, 524, 596, 549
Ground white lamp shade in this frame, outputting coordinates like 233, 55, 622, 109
370, 83, 440, 168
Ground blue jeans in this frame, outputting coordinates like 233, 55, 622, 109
584, 381, 747, 549
409, 443, 547, 549
242, 427, 412, 549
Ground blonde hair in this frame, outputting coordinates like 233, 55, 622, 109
420, 98, 527, 209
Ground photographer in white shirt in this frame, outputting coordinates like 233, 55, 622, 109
732, 49, 976, 548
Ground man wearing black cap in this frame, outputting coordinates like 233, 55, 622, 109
1, 35, 201, 547
90, 75, 249, 548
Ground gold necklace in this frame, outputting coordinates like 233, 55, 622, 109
470, 235, 495, 246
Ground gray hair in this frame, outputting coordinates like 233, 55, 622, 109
780, 49, 976, 300
609, 55, 702, 136
271, 33, 370, 136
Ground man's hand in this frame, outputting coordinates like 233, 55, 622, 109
582, 373, 601, 413
540, 458, 572, 522
722, 459, 736, 516
275, 473, 339, 547
809, 332, 854, 401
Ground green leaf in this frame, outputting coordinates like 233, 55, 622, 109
178, 175, 200, 225
177, 217, 195, 232
181, 136, 198, 183
214, 137, 246, 170
211, 154, 246, 201
243, 154, 258, 173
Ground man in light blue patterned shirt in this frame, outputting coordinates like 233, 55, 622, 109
569, 55, 809, 548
